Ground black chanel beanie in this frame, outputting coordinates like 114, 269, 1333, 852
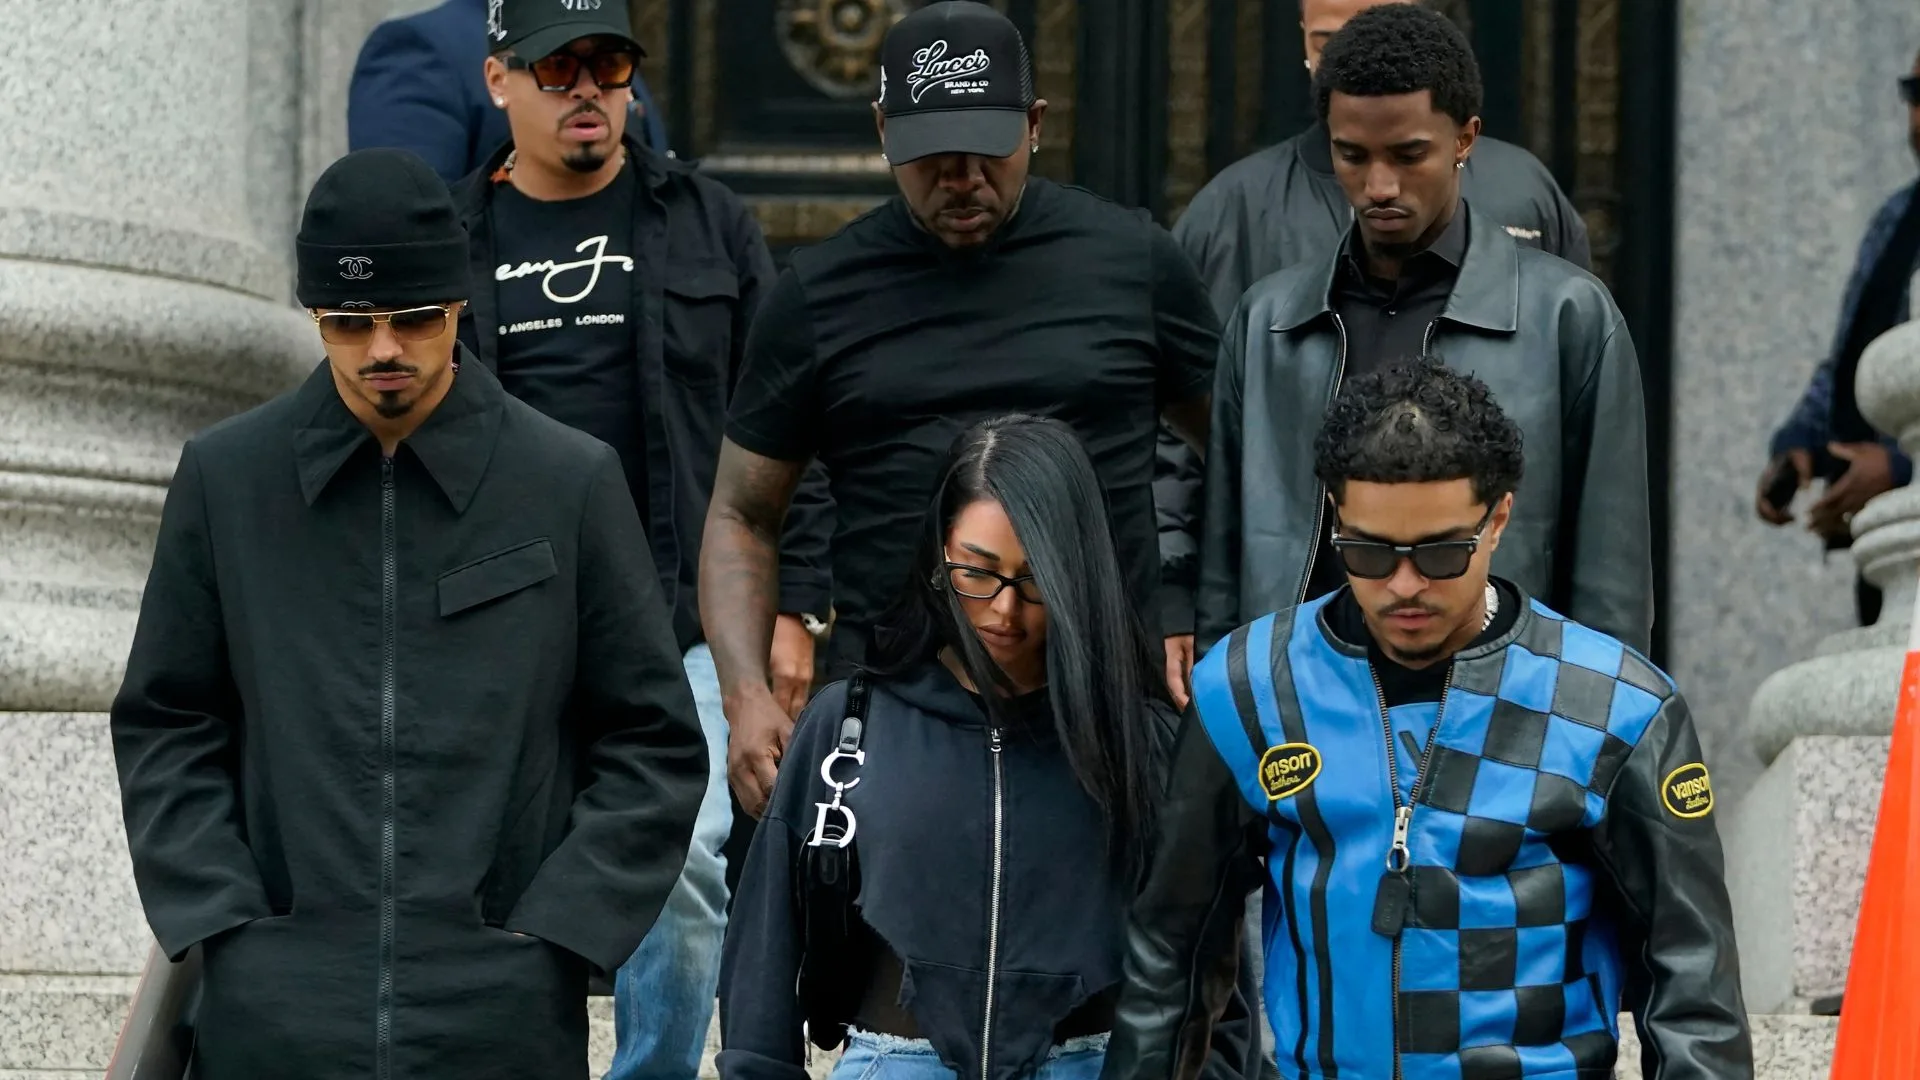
296, 148, 470, 309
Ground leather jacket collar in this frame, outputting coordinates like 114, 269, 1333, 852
1268, 197, 1522, 335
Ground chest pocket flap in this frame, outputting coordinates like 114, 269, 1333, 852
664, 265, 739, 302
438, 538, 558, 617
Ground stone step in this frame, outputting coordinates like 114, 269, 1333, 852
0, 975, 140, 1072
0, 980, 1835, 1079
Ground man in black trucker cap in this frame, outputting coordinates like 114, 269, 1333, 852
706, 0, 1225, 811
704, 4, 1253, 1070
455, 5, 836, 1076
109, 147, 706, 1080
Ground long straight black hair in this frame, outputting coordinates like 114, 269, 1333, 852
866, 414, 1169, 866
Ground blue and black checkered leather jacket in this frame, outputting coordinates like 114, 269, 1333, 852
1102, 584, 1753, 1080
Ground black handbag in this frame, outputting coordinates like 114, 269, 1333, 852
793, 672, 871, 1051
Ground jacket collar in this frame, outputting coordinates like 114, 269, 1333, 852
1294, 118, 1336, 178
1315, 576, 1535, 661
291, 343, 503, 512
455, 131, 687, 221
1269, 198, 1521, 335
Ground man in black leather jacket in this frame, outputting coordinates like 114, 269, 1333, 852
1153, 0, 1588, 694
1104, 360, 1751, 1080
1196, 4, 1651, 655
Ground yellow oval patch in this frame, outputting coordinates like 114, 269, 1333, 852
1662, 762, 1714, 819
1259, 742, 1323, 801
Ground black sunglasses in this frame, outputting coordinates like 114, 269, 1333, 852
1330, 506, 1496, 581
1902, 75, 1920, 107
507, 48, 639, 93
939, 562, 1044, 605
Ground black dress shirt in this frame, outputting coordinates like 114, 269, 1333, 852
1305, 201, 1471, 603
1330, 199, 1470, 377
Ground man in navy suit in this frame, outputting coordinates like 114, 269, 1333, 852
349, 0, 668, 184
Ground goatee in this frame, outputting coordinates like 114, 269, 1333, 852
564, 147, 610, 174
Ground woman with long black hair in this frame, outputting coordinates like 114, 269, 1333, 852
717, 414, 1251, 1080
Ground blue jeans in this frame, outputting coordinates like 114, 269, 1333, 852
606, 645, 732, 1080
829, 1030, 1109, 1080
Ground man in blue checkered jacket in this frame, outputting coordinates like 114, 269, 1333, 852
1100, 361, 1752, 1080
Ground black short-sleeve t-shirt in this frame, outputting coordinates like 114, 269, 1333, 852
726, 178, 1218, 650
488, 165, 647, 522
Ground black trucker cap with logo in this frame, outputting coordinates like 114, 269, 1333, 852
486, 0, 645, 59
877, 1, 1035, 166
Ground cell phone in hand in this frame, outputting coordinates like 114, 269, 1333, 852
1764, 457, 1800, 513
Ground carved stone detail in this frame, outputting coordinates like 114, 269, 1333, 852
775, 0, 915, 99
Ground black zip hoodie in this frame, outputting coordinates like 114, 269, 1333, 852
717, 661, 1255, 1080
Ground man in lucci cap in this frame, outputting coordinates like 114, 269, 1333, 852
110, 147, 706, 1080
706, 5, 1262, 1075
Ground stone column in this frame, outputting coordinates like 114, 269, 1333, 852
0, 0, 398, 1072
1670, 0, 1920, 800
1722, 321, 1920, 1054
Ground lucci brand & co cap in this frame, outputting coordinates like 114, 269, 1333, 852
877, 1, 1034, 165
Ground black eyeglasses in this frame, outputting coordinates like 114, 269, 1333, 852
940, 562, 1044, 605
1901, 75, 1920, 107
1330, 506, 1496, 581
506, 48, 640, 93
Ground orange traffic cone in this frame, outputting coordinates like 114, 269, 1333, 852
1827, 576, 1920, 1078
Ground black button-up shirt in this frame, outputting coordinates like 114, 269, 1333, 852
1306, 202, 1471, 604
1330, 199, 1470, 378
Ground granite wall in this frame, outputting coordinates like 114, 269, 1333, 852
0, 0, 427, 1070
1670, 0, 1920, 799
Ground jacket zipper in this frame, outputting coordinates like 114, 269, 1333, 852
1377, 663, 1453, 1080
376, 457, 398, 1080
980, 724, 1006, 1080
1293, 313, 1351, 604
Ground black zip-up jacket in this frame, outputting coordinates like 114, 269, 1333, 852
454, 135, 834, 650
1154, 126, 1589, 633
110, 357, 707, 1079
1198, 203, 1652, 655
717, 663, 1256, 1080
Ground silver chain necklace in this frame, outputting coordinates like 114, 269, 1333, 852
1482, 583, 1499, 631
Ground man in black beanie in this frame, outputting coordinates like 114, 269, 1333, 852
110, 146, 708, 1080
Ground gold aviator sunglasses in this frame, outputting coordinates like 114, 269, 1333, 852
311, 304, 456, 346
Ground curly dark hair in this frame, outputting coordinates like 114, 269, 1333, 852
1314, 358, 1523, 506
1314, 3, 1483, 126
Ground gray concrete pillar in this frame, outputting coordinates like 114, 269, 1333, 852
0, 0, 401, 1070
1723, 322, 1920, 1052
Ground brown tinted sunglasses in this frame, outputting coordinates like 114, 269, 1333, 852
507, 48, 639, 93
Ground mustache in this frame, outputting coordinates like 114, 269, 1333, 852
561, 103, 607, 127
358, 361, 418, 377
1376, 600, 1440, 618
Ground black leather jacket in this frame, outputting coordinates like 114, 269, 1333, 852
1154, 126, 1589, 633
1101, 589, 1753, 1080
1196, 202, 1653, 654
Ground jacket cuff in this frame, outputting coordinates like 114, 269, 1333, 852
1769, 422, 1820, 458
154, 902, 274, 963
505, 905, 632, 973
1158, 581, 1196, 638
777, 570, 832, 621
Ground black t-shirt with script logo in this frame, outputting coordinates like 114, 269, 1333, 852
490, 164, 647, 522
